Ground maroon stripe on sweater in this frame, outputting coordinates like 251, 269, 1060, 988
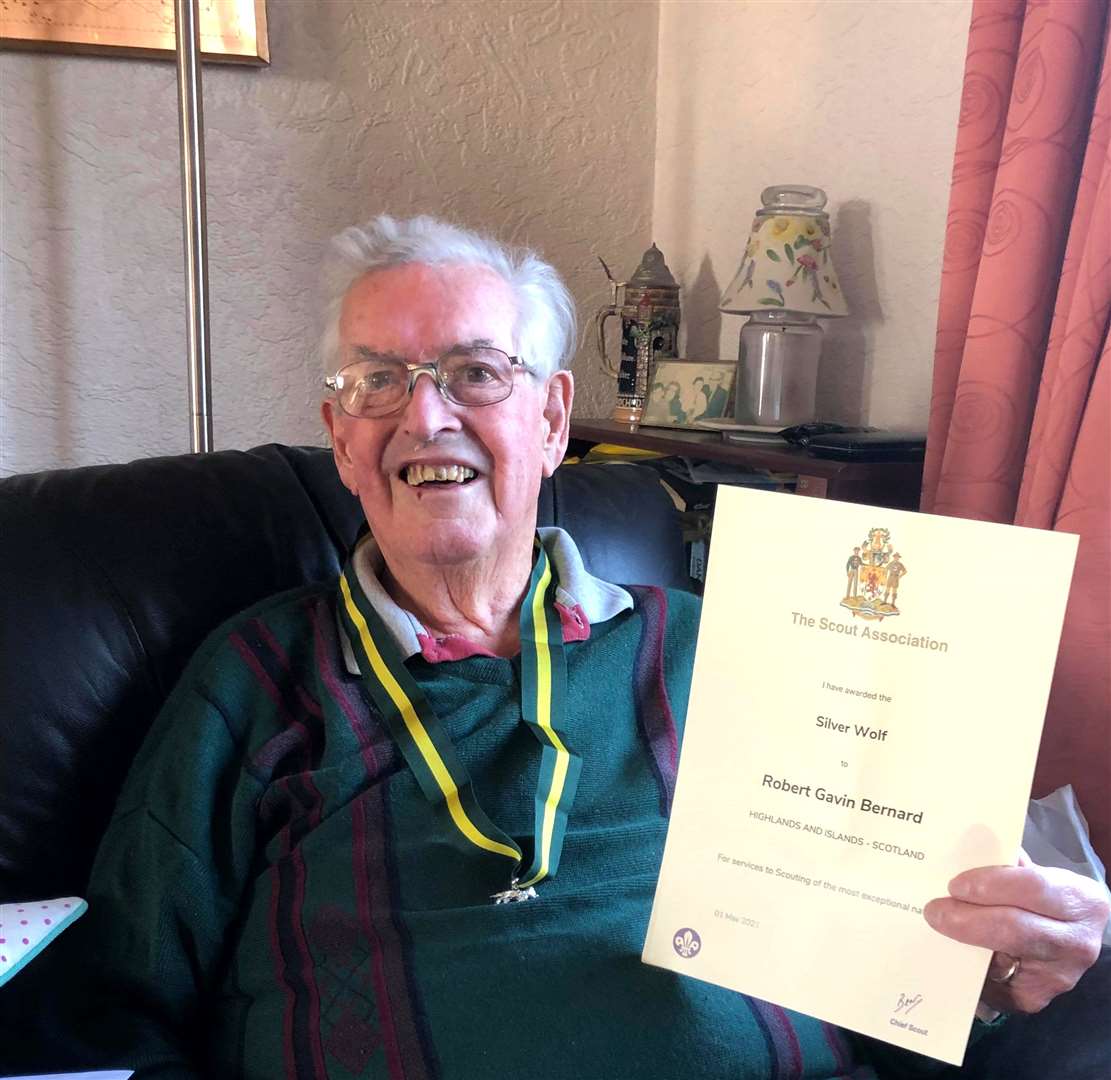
265, 822, 295, 1075
231, 622, 328, 1080
628, 585, 680, 816
352, 796, 408, 1079
821, 1018, 855, 1075
358, 788, 436, 1080
241, 622, 319, 779
311, 598, 434, 1080
308, 598, 391, 783
749, 998, 805, 1078
743, 996, 781, 1078
284, 791, 328, 1080
256, 615, 325, 719
312, 600, 405, 1077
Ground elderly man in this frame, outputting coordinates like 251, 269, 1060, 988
21, 216, 1108, 1078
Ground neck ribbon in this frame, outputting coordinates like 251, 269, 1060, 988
337, 535, 582, 901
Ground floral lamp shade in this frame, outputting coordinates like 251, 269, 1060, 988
719, 191, 849, 317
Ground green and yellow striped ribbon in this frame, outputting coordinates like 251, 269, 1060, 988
337, 536, 581, 896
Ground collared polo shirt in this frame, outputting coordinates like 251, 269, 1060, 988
338, 526, 633, 670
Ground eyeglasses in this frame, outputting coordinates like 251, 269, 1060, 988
325, 346, 527, 419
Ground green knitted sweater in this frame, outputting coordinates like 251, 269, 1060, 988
20, 570, 971, 1079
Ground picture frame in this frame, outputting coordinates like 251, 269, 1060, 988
641, 360, 736, 430
0, 0, 269, 66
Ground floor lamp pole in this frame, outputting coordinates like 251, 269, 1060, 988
174, 0, 213, 453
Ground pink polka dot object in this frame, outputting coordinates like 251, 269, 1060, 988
0, 896, 87, 987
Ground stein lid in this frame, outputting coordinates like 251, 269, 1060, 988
628, 243, 678, 289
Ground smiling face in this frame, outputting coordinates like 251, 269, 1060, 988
322, 262, 572, 570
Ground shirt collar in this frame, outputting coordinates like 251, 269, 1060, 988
337, 526, 633, 673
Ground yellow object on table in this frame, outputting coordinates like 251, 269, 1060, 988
578, 442, 667, 465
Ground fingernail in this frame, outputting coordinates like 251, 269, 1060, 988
949, 877, 969, 899
923, 901, 942, 927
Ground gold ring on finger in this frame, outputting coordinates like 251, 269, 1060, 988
989, 954, 1021, 984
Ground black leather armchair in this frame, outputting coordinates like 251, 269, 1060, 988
0, 445, 1105, 1078
0, 445, 687, 904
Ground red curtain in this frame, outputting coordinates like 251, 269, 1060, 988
924, 0, 1111, 859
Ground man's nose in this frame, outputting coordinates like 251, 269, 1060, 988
399, 369, 462, 441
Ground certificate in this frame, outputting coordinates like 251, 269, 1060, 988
642, 487, 1078, 1066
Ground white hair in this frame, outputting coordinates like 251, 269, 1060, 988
320, 215, 577, 378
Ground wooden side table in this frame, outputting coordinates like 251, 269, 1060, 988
569, 420, 922, 511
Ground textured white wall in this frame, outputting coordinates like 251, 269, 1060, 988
653, 0, 972, 429
1, 0, 658, 475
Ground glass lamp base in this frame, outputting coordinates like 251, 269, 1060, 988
734, 314, 822, 426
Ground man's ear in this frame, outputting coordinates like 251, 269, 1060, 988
540, 369, 574, 478
322, 399, 358, 496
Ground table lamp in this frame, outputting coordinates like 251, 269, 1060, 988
719, 185, 848, 426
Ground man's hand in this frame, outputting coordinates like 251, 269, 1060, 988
923, 851, 1110, 1014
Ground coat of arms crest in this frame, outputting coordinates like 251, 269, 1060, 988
840, 527, 908, 621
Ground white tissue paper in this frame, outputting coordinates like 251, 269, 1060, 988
1022, 784, 1111, 946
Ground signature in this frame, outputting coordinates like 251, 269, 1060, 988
894, 992, 924, 1015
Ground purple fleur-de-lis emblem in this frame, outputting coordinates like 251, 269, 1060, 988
673, 927, 701, 959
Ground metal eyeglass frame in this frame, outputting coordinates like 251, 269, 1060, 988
324, 348, 528, 418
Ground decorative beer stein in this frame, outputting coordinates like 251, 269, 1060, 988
595, 244, 680, 425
